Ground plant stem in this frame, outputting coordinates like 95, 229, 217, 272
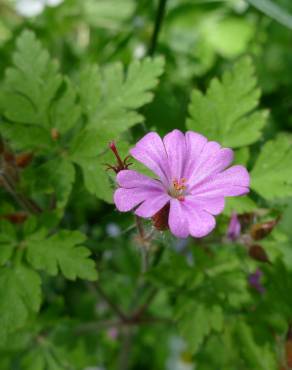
135, 215, 150, 273
118, 328, 133, 370
0, 170, 41, 214
135, 215, 145, 239
148, 0, 168, 56
94, 282, 128, 321
76, 315, 172, 334
132, 287, 158, 319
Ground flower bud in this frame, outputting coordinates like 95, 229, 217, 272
250, 219, 279, 241
248, 244, 271, 264
15, 152, 33, 168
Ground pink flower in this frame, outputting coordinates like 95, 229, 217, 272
114, 130, 250, 238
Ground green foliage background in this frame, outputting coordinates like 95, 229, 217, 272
1, 0, 292, 369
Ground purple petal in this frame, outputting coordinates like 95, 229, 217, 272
163, 129, 186, 179
183, 131, 208, 179
130, 132, 170, 184
227, 212, 241, 241
191, 165, 250, 198
168, 199, 189, 238
116, 170, 164, 190
114, 187, 163, 212
186, 196, 225, 215
248, 269, 265, 294
183, 200, 216, 237
135, 193, 170, 217
189, 143, 234, 188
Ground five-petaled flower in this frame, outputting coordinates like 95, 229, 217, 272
114, 130, 250, 238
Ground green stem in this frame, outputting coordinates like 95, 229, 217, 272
94, 281, 128, 321
148, 0, 168, 56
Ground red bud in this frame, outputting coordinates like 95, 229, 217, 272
15, 152, 33, 168
248, 245, 271, 264
250, 219, 279, 241
2, 212, 28, 224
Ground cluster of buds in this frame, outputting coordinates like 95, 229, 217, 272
227, 211, 280, 295
227, 212, 279, 264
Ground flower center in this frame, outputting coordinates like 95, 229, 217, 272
169, 178, 187, 201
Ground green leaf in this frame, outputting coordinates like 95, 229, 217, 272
33, 159, 75, 209
77, 157, 113, 203
26, 230, 98, 281
80, 57, 164, 138
21, 345, 67, 370
78, 65, 101, 122
83, 0, 135, 29
69, 129, 113, 202
49, 78, 81, 135
176, 302, 223, 354
247, 0, 292, 30
0, 264, 41, 344
235, 321, 277, 370
251, 135, 292, 200
0, 238, 15, 266
203, 17, 255, 58
186, 57, 267, 148
0, 123, 51, 151
0, 223, 17, 266
69, 131, 131, 203
0, 30, 62, 126
224, 196, 257, 216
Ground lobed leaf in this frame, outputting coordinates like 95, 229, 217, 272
186, 57, 267, 148
0, 264, 41, 344
80, 57, 165, 138
26, 230, 98, 281
0, 30, 62, 126
251, 135, 292, 199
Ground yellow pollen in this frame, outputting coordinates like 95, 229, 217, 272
170, 178, 188, 200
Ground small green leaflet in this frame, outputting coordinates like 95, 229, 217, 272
235, 321, 277, 370
33, 159, 75, 210
186, 57, 267, 148
84, 0, 135, 29
251, 135, 292, 200
0, 31, 80, 152
176, 301, 223, 354
79, 57, 165, 139
69, 131, 132, 203
21, 345, 70, 370
0, 30, 61, 126
0, 225, 17, 266
0, 264, 42, 344
26, 230, 97, 281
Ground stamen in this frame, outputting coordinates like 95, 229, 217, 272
169, 178, 188, 200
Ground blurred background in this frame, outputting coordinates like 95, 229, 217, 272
1, 0, 292, 369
